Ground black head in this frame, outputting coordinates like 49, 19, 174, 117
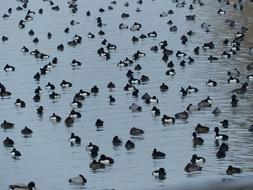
28, 181, 36, 189
214, 127, 219, 133
192, 132, 197, 138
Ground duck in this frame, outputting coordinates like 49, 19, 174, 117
214, 127, 228, 141
247, 74, 253, 80
60, 80, 72, 88
228, 76, 239, 84
152, 168, 166, 180
91, 85, 99, 94
179, 87, 187, 96
129, 103, 142, 112
10, 148, 22, 159
71, 59, 82, 67
36, 106, 44, 115
89, 160, 105, 171
112, 136, 122, 146
86, 142, 99, 152
176, 50, 186, 58
130, 127, 144, 136
202, 41, 215, 50
231, 83, 248, 94
33, 94, 40, 102
77, 89, 90, 97
1, 120, 14, 129
70, 100, 82, 109
150, 106, 160, 116
212, 107, 221, 116
152, 148, 166, 159
69, 109, 81, 119
49, 113, 61, 122
3, 137, 14, 147
4, 64, 15, 72
69, 174, 87, 185
57, 44, 64, 51
140, 75, 149, 83
98, 154, 114, 164
186, 86, 198, 93
15, 99, 26, 108
231, 94, 239, 107
73, 94, 85, 101
49, 91, 61, 99
21, 46, 29, 53
95, 119, 104, 128
184, 163, 202, 173
206, 79, 217, 87
125, 140, 135, 150
198, 96, 212, 109
108, 95, 115, 104
34, 87, 42, 94
192, 132, 204, 145
195, 123, 209, 133
218, 9, 226, 15
208, 55, 218, 62
69, 132, 81, 146
9, 181, 36, 190
21, 127, 33, 137
191, 154, 205, 164
65, 116, 74, 127
186, 104, 200, 112
45, 82, 55, 90
165, 68, 176, 76
220, 120, 229, 128
146, 96, 159, 104
175, 111, 189, 120
226, 165, 241, 175
160, 83, 169, 92
161, 114, 175, 124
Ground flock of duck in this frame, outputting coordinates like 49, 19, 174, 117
1, 0, 253, 189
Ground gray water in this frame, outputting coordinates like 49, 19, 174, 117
0, 0, 253, 189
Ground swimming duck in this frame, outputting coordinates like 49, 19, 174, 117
4, 64, 15, 72
152, 168, 166, 180
186, 104, 200, 112
191, 154, 205, 164
226, 165, 241, 175
99, 154, 114, 164
49, 91, 61, 99
49, 113, 61, 122
1, 120, 14, 129
160, 83, 169, 92
112, 136, 122, 146
231, 83, 248, 94
77, 89, 90, 97
140, 75, 149, 83
125, 140, 135, 150
36, 106, 44, 115
152, 148, 166, 159
15, 99, 26, 108
86, 142, 99, 152
91, 85, 99, 94
184, 163, 202, 173
89, 160, 105, 171
214, 127, 228, 141
60, 80, 72, 88
208, 55, 218, 62
71, 59, 82, 67
95, 119, 104, 128
150, 106, 160, 116
212, 107, 221, 116
195, 123, 209, 133
70, 100, 82, 108
9, 181, 36, 190
69, 133, 81, 146
198, 96, 212, 109
220, 120, 229, 128
231, 94, 239, 107
69, 174, 87, 185
10, 148, 21, 159
65, 116, 74, 127
145, 96, 159, 104
165, 68, 176, 76
180, 87, 187, 97
108, 95, 115, 104
161, 114, 175, 124
69, 109, 81, 119
107, 82, 115, 90
21, 127, 33, 137
45, 82, 55, 90
206, 79, 217, 87
228, 76, 240, 84
73, 93, 85, 101
186, 86, 198, 93
175, 111, 189, 120
192, 132, 204, 145
3, 137, 14, 147
129, 103, 142, 112
130, 127, 144, 136
33, 93, 40, 102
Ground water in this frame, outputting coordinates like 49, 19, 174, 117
0, 0, 253, 189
